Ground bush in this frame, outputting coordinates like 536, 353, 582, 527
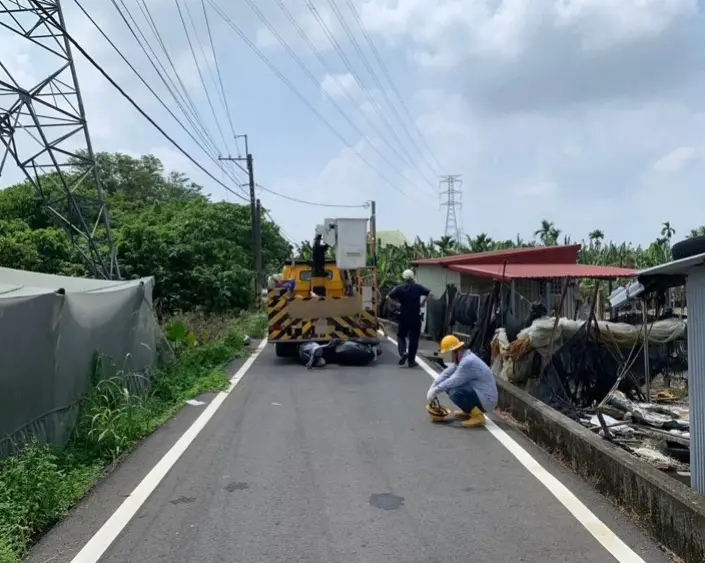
0, 312, 264, 562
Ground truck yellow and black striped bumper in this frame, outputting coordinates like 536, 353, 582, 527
267, 293, 378, 342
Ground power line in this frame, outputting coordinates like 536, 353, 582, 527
129, 0, 220, 160
200, 0, 242, 157
173, 0, 229, 154
305, 0, 437, 188
62, 12, 249, 204
263, 208, 299, 247
104, 0, 247, 188
256, 183, 367, 208
76, 0, 247, 198
271, 0, 437, 192
107, 0, 233, 176
341, 0, 445, 172
206, 0, 434, 204
239, 0, 433, 199
318, 0, 440, 177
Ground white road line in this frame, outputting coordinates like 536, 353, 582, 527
383, 332, 646, 563
70, 338, 268, 563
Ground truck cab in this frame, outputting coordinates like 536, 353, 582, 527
282, 260, 345, 298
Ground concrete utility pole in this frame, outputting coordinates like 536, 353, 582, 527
255, 198, 263, 296
369, 200, 377, 266
219, 134, 262, 298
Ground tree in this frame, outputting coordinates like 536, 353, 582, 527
0, 152, 292, 313
534, 219, 561, 246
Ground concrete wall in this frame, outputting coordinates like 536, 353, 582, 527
497, 379, 705, 563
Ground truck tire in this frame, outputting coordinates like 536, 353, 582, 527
672, 236, 705, 261
275, 342, 297, 358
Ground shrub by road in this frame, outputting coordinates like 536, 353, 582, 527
0, 312, 266, 563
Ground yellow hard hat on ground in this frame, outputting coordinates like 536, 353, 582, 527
439, 334, 464, 354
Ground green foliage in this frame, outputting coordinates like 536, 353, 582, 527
366, 219, 701, 290
0, 152, 292, 313
0, 313, 260, 562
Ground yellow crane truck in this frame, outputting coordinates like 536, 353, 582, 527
267, 217, 380, 357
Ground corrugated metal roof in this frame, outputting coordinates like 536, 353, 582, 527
637, 251, 705, 278
448, 263, 636, 281
413, 244, 581, 266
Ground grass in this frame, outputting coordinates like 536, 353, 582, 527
0, 311, 266, 563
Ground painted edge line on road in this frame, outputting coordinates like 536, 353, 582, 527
381, 331, 645, 563
69, 338, 268, 563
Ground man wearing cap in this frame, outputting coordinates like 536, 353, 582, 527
386, 269, 431, 367
426, 335, 498, 428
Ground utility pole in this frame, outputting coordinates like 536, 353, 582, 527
255, 198, 263, 297
439, 175, 463, 246
0, 0, 119, 279
369, 200, 377, 266
218, 134, 262, 299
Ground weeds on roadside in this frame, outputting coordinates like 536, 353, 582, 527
0, 312, 266, 563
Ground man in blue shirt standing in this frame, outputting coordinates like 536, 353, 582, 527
426, 334, 498, 428
386, 269, 431, 368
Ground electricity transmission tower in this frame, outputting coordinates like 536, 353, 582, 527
439, 174, 462, 245
0, 0, 119, 279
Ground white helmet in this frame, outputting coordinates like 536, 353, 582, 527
402, 269, 414, 281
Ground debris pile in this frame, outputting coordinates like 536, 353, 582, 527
581, 390, 690, 472
490, 315, 690, 476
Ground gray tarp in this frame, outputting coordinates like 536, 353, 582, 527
0, 267, 158, 457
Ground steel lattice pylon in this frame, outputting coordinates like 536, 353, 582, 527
440, 174, 463, 246
0, 0, 119, 279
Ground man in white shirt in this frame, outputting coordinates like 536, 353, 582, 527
426, 334, 498, 428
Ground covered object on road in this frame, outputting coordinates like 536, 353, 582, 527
0, 267, 158, 457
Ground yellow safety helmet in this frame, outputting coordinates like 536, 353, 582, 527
439, 334, 464, 354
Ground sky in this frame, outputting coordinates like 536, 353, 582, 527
2, 0, 705, 249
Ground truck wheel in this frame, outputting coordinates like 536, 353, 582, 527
672, 235, 705, 261
275, 342, 297, 358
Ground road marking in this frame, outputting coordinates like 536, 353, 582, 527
70, 338, 268, 563
383, 332, 645, 563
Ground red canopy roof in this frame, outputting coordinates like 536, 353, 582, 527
413, 245, 581, 266
448, 263, 636, 281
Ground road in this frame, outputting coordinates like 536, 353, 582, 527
29, 338, 672, 563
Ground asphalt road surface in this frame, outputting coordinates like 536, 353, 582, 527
29, 339, 673, 563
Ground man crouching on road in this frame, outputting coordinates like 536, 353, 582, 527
426, 335, 498, 428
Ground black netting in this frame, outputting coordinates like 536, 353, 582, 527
451, 293, 479, 334
537, 323, 644, 413
425, 295, 447, 342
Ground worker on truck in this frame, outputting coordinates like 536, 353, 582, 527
386, 269, 431, 368
310, 233, 329, 297
426, 335, 498, 428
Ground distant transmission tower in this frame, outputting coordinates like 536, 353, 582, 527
439, 174, 463, 245
0, 0, 119, 279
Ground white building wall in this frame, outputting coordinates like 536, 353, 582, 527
414, 265, 460, 333
415, 265, 459, 297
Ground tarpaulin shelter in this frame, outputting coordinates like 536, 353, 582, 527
0, 267, 158, 457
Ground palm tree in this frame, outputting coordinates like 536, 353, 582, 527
467, 233, 493, 253
534, 220, 561, 246
688, 226, 705, 238
433, 235, 457, 256
588, 229, 604, 246
661, 221, 676, 242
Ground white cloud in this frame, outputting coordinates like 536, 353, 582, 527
653, 146, 700, 173
321, 72, 363, 102
3, 0, 705, 258
514, 181, 558, 197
